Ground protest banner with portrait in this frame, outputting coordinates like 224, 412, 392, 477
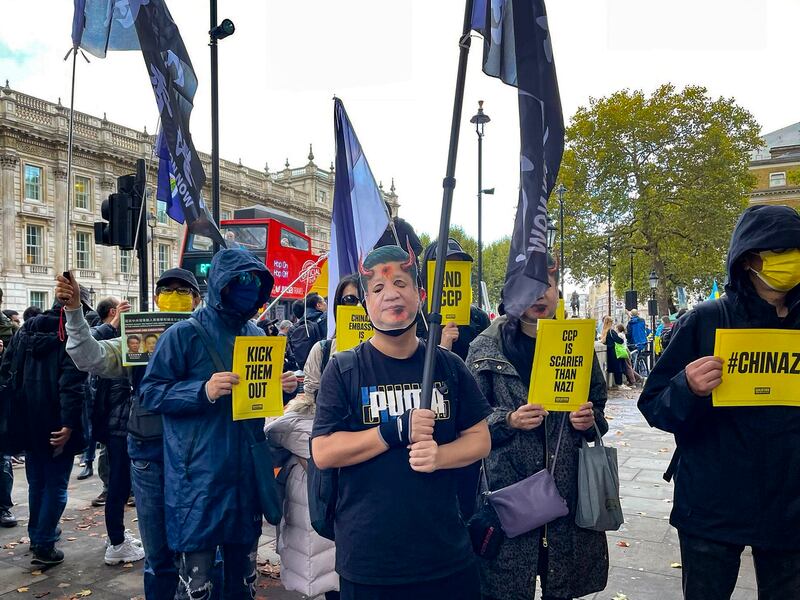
121, 312, 191, 366
426, 260, 471, 326
712, 328, 800, 407
336, 304, 374, 351
528, 318, 596, 411
231, 336, 287, 420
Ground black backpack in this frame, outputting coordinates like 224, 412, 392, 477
288, 315, 325, 370
307, 343, 460, 541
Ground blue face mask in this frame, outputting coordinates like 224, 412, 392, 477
224, 273, 262, 316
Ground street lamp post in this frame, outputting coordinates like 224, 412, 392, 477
147, 210, 157, 294
470, 100, 490, 309
606, 236, 613, 316
556, 183, 566, 300
629, 248, 634, 290
648, 269, 659, 367
546, 216, 557, 253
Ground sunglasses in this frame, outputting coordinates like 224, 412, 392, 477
234, 272, 262, 287
340, 294, 360, 306
156, 287, 194, 296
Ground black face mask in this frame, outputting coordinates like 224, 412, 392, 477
371, 318, 418, 337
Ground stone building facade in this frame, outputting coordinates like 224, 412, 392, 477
749, 122, 800, 209
0, 84, 399, 311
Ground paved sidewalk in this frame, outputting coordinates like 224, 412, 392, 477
0, 390, 758, 599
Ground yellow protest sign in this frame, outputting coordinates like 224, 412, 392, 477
712, 329, 800, 407
231, 336, 287, 421
528, 318, 596, 411
336, 305, 374, 351
427, 260, 471, 326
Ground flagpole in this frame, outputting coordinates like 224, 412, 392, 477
210, 0, 221, 256
420, 0, 474, 410
63, 47, 79, 274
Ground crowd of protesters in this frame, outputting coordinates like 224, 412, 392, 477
0, 204, 797, 600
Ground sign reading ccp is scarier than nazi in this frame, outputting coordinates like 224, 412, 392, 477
528, 318, 596, 411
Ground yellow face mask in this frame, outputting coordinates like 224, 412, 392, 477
156, 290, 193, 313
752, 249, 800, 292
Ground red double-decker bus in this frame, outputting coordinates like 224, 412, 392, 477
179, 206, 324, 319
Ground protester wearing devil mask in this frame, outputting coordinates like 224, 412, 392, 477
311, 244, 491, 600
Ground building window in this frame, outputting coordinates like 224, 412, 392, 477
157, 200, 169, 224
769, 172, 787, 187
158, 243, 170, 275
120, 249, 132, 274
29, 291, 48, 310
76, 231, 93, 269
126, 296, 138, 310
25, 224, 44, 265
221, 210, 231, 221
74, 175, 91, 210
316, 190, 327, 204
24, 165, 43, 201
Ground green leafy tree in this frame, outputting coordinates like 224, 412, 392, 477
557, 84, 761, 313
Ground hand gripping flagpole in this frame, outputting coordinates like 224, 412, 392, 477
420, 0, 475, 410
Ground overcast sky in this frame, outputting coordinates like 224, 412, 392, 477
2, 0, 798, 246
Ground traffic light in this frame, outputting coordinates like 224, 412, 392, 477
94, 169, 144, 250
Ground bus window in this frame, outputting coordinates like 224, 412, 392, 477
222, 225, 267, 251
187, 234, 213, 252
280, 229, 309, 252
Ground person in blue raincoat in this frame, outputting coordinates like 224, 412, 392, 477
140, 248, 298, 600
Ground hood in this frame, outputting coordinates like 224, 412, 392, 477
206, 248, 274, 315
22, 310, 65, 356
726, 205, 800, 291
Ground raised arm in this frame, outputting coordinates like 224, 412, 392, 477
65, 307, 127, 379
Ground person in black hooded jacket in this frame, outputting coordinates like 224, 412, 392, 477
0, 302, 88, 566
638, 204, 800, 600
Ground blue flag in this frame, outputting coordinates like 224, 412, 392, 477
155, 130, 186, 223
472, 0, 564, 318
72, 0, 224, 246
327, 98, 390, 336
707, 279, 720, 300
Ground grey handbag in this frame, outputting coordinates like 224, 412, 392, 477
487, 415, 569, 539
575, 423, 624, 531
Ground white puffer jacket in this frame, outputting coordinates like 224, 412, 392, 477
264, 396, 338, 597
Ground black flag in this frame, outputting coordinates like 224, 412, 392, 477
472, 0, 564, 317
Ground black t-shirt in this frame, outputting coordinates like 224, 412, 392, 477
312, 340, 491, 585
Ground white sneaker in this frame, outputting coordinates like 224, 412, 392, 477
104, 537, 145, 565
124, 531, 143, 548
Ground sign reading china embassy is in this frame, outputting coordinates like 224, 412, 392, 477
231, 336, 287, 420
336, 305, 373, 351
712, 329, 800, 408
426, 260, 471, 326
528, 318, 595, 412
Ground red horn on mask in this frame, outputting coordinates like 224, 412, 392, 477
401, 240, 416, 272
358, 256, 374, 278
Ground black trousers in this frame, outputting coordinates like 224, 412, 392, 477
105, 436, 132, 546
341, 565, 481, 600
679, 531, 800, 600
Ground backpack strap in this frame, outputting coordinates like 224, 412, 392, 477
187, 317, 226, 371
319, 339, 333, 374
331, 345, 361, 411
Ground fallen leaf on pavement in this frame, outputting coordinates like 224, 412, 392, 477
17, 588, 29, 593
67, 537, 77, 541
658, 448, 670, 453
612, 594, 629, 600
616, 541, 630, 547
123, 563, 134, 568
73, 591, 92, 598
31, 570, 43, 576
34, 592, 50, 598
58, 584, 70, 589
671, 562, 682, 569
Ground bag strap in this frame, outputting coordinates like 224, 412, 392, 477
548, 414, 567, 474
188, 317, 226, 371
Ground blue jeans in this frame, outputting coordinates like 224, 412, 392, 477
1, 456, 13, 510
25, 450, 73, 548
131, 458, 179, 600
